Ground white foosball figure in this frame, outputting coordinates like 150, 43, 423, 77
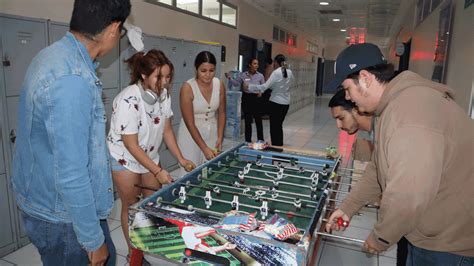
260, 200, 268, 220
179, 186, 187, 203
231, 195, 239, 211
204, 191, 212, 209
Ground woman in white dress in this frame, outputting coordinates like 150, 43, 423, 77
107, 49, 195, 257
177, 51, 226, 172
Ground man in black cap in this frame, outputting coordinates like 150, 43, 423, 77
324, 43, 474, 265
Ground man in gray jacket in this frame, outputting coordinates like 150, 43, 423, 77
324, 43, 474, 265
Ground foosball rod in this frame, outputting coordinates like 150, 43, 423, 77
251, 160, 315, 174
214, 161, 323, 182
204, 182, 319, 208
231, 152, 331, 169
211, 169, 320, 190
337, 167, 365, 174
183, 182, 317, 209
204, 178, 319, 201
183, 192, 313, 219
154, 196, 226, 218
316, 232, 365, 244
206, 181, 319, 207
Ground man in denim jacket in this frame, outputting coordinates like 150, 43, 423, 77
11, 1, 131, 265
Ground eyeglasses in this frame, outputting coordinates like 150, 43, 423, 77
120, 24, 127, 38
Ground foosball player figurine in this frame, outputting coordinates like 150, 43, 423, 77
204, 191, 212, 209
231, 195, 240, 211
260, 200, 269, 220
293, 198, 302, 211
179, 186, 187, 203
238, 171, 245, 183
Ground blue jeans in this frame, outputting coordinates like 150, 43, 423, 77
21, 211, 116, 266
407, 241, 474, 266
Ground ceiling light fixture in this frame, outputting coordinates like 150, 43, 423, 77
332, 18, 340, 22
340, 29, 346, 32
319, 2, 329, 5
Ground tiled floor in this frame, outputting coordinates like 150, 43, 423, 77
1, 96, 397, 265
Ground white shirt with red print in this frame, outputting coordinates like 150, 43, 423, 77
107, 82, 173, 173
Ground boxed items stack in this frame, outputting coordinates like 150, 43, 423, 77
225, 90, 242, 140
226, 70, 242, 91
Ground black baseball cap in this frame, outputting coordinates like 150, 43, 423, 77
324, 43, 386, 91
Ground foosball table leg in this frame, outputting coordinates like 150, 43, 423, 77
130, 248, 144, 266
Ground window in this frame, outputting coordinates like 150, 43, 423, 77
273, 26, 297, 47
177, 0, 199, 14
306, 42, 318, 54
222, 3, 237, 26
146, 0, 237, 28
202, 0, 220, 21
156, 0, 172, 5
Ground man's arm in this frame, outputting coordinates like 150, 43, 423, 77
48, 75, 104, 251
368, 126, 444, 251
338, 157, 381, 217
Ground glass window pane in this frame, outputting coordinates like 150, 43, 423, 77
279, 29, 285, 42
222, 3, 236, 26
157, 0, 172, 5
273, 26, 279, 40
203, 0, 220, 21
177, 0, 199, 14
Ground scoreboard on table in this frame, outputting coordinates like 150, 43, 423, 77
129, 143, 340, 265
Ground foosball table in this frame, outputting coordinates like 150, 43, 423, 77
129, 143, 355, 265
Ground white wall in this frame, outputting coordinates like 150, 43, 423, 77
0, 0, 320, 78
388, 0, 473, 113
444, 0, 473, 112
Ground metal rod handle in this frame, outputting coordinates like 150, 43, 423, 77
317, 232, 365, 244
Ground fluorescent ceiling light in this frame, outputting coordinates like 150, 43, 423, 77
332, 18, 340, 22
340, 29, 346, 32
319, 2, 329, 5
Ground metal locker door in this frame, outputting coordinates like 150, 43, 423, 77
0, 16, 48, 97
0, 173, 15, 256
102, 88, 120, 132
48, 21, 68, 44
6, 97, 18, 161
119, 37, 135, 89
48, 21, 120, 89
143, 35, 163, 52
5, 96, 29, 244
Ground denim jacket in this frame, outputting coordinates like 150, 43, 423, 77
12, 32, 113, 252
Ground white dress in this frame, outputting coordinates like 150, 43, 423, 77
177, 77, 220, 174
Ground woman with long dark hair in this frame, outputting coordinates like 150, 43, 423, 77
227, 58, 265, 142
244, 54, 294, 146
177, 51, 226, 171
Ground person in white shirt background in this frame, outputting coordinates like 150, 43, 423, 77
107, 49, 195, 257
244, 54, 294, 146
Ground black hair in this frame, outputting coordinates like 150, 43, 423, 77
194, 51, 217, 69
266, 58, 273, 65
274, 54, 288, 78
70, 0, 131, 38
328, 89, 356, 111
347, 63, 396, 85
247, 58, 258, 68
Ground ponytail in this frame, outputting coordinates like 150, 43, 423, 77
274, 54, 288, 78
125, 52, 146, 86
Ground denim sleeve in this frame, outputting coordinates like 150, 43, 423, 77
47, 75, 104, 251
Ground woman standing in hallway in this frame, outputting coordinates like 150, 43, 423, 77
177, 51, 226, 172
107, 49, 195, 258
244, 54, 293, 146
227, 58, 265, 143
